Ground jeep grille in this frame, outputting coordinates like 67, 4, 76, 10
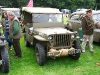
53, 34, 72, 48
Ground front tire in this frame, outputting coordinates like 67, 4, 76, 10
35, 43, 46, 66
0, 47, 9, 73
69, 40, 81, 60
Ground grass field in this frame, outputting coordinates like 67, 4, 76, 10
0, 35, 100, 75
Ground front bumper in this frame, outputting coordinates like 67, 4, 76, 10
47, 47, 81, 57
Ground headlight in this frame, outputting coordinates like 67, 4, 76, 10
48, 35, 53, 40
28, 27, 33, 34
71, 35, 74, 38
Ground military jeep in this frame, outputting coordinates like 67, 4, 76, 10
22, 7, 81, 66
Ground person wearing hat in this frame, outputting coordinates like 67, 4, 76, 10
7, 11, 22, 58
81, 9, 94, 53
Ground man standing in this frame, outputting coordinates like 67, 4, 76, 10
81, 9, 94, 53
7, 11, 22, 58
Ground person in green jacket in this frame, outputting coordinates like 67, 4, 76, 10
7, 11, 22, 58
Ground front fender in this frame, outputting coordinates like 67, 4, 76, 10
66, 22, 72, 29
64, 22, 72, 31
34, 35, 48, 41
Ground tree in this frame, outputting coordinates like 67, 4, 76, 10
0, 0, 13, 7
0, 0, 29, 8
96, 0, 100, 10
17, 0, 29, 7
0, 0, 97, 10
35, 0, 96, 11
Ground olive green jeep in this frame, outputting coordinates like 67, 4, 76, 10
22, 7, 81, 66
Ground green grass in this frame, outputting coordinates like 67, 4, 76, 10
0, 36, 100, 75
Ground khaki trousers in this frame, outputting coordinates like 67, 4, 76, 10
82, 35, 93, 52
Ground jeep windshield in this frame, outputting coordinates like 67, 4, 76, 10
12, 11, 20, 17
33, 14, 62, 23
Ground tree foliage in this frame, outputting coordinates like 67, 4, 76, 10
0, 0, 98, 10
35, 0, 96, 10
0, 0, 28, 8
96, 0, 100, 10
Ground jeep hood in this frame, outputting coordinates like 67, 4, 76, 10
35, 27, 73, 35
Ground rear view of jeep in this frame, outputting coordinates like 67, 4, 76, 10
22, 7, 82, 66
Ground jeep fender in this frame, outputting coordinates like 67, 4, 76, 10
34, 35, 48, 41
67, 22, 72, 29
64, 22, 72, 30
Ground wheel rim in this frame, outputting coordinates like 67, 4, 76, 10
0, 52, 2, 68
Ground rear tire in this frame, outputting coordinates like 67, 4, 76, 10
35, 43, 46, 66
0, 47, 9, 73
69, 40, 81, 60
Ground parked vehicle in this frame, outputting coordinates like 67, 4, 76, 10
1, 8, 22, 25
61, 9, 71, 15
76, 8, 87, 12
65, 10, 100, 43
0, 6, 5, 15
22, 7, 81, 66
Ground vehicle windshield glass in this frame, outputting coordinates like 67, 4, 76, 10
93, 14, 100, 21
33, 14, 62, 23
70, 15, 79, 20
12, 11, 20, 17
